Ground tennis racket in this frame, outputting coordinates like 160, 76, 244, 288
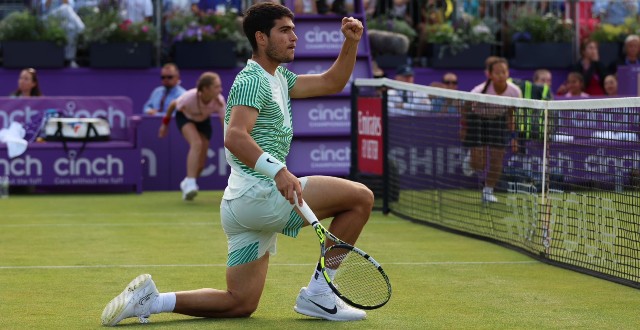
294, 196, 391, 310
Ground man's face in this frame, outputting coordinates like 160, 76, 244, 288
264, 17, 297, 63
161, 67, 179, 88
442, 73, 458, 90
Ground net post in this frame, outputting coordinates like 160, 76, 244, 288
349, 81, 359, 181
540, 105, 550, 256
382, 87, 390, 215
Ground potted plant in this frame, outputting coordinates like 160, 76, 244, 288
508, 12, 574, 69
366, 17, 416, 68
0, 10, 67, 68
423, 16, 498, 69
166, 11, 246, 68
79, 7, 157, 68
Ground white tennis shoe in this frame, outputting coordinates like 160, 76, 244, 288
294, 287, 366, 321
101, 274, 159, 326
482, 191, 498, 203
180, 179, 198, 201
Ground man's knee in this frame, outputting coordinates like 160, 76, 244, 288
354, 182, 375, 212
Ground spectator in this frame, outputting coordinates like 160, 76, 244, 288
567, 39, 607, 96
293, 0, 318, 14
562, 72, 590, 98
42, 0, 85, 68
533, 69, 552, 88
593, 0, 639, 26
158, 72, 225, 201
143, 63, 187, 116
121, 0, 153, 23
604, 74, 618, 96
430, 72, 460, 113
610, 34, 640, 74
10, 68, 42, 98
387, 65, 432, 115
462, 57, 521, 203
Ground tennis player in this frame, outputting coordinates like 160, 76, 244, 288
101, 2, 373, 326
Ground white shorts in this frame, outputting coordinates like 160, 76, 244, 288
220, 177, 309, 267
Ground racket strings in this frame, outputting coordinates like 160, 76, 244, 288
326, 247, 390, 307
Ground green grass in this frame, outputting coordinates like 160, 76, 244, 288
1, 191, 640, 329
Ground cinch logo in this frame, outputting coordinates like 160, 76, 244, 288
310, 145, 350, 162
357, 111, 381, 136
66, 103, 127, 129
304, 26, 343, 43
0, 155, 43, 176
0, 106, 40, 128
309, 104, 350, 121
54, 154, 124, 176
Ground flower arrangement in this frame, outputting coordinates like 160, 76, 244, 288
366, 17, 418, 42
0, 10, 66, 45
166, 11, 250, 57
422, 16, 498, 57
509, 12, 573, 43
589, 18, 640, 43
78, 7, 157, 45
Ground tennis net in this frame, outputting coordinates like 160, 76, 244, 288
351, 78, 640, 288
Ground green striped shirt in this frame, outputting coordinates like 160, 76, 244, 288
223, 60, 298, 198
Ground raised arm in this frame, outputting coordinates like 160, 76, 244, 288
289, 17, 364, 98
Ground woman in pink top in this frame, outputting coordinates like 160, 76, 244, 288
159, 72, 226, 201
462, 57, 522, 203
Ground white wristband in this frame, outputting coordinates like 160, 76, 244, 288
254, 152, 286, 179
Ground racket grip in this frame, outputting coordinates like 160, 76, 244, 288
293, 195, 319, 225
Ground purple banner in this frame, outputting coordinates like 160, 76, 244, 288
617, 65, 640, 96
294, 19, 369, 57
292, 97, 351, 136
287, 139, 350, 176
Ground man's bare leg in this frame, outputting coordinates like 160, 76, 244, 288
173, 253, 270, 318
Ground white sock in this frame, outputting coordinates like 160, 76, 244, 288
150, 292, 177, 314
306, 267, 332, 295
483, 186, 493, 194
184, 177, 196, 185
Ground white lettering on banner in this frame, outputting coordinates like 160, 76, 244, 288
0, 106, 40, 128
309, 104, 350, 122
390, 147, 464, 176
508, 151, 640, 177
361, 139, 378, 160
201, 148, 229, 177
558, 108, 640, 131
0, 103, 127, 129
53, 155, 124, 176
304, 27, 343, 49
310, 145, 350, 168
141, 148, 157, 177
357, 112, 381, 136
0, 155, 43, 176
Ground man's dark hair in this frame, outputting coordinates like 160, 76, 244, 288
243, 2, 294, 52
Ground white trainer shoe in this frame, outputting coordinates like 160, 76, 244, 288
482, 191, 498, 203
462, 150, 474, 176
294, 287, 366, 321
180, 179, 198, 201
101, 274, 159, 326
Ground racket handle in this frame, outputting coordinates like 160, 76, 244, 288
293, 194, 319, 225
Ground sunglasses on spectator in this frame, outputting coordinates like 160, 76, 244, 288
443, 80, 457, 85
161, 75, 174, 80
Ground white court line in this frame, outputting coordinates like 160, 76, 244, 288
3, 212, 214, 218
0, 222, 214, 227
0, 261, 537, 270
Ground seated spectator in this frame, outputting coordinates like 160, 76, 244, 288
143, 63, 187, 116
511, 69, 553, 101
566, 39, 607, 96
593, 0, 639, 26
43, 0, 85, 68
294, 0, 318, 14
562, 72, 589, 98
121, 0, 153, 22
10, 68, 42, 98
387, 65, 432, 115
604, 74, 618, 96
430, 72, 460, 113
610, 34, 640, 74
